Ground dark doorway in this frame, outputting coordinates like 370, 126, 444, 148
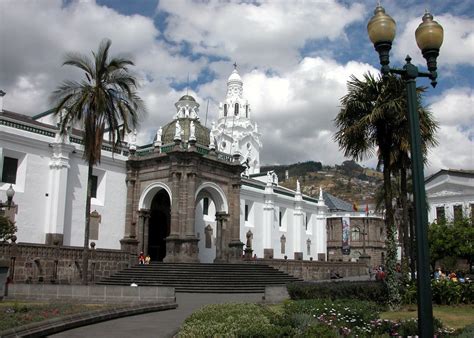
148, 190, 171, 261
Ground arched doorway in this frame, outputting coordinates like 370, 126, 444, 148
195, 182, 229, 263
148, 190, 171, 261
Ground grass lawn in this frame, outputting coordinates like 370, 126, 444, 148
0, 301, 111, 331
380, 304, 474, 330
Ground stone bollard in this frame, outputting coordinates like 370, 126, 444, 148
0, 259, 10, 300
263, 248, 274, 259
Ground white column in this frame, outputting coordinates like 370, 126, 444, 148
44, 141, 75, 242
316, 189, 328, 260
293, 181, 303, 254
262, 180, 274, 249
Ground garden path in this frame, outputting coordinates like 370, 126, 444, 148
48, 292, 263, 338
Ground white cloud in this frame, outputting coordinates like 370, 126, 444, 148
426, 88, 474, 173
0, 0, 471, 174
0, 0, 190, 114
217, 57, 379, 165
158, 0, 366, 72
394, 13, 474, 67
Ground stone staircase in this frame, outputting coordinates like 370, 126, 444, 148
96, 262, 302, 293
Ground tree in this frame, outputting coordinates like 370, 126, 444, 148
335, 73, 413, 309
51, 38, 145, 284
390, 86, 438, 279
0, 215, 16, 242
336, 73, 438, 308
429, 218, 474, 273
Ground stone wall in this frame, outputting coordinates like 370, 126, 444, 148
251, 258, 368, 281
0, 240, 131, 284
5, 284, 175, 304
327, 216, 387, 268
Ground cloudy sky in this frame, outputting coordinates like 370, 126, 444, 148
1, 0, 472, 174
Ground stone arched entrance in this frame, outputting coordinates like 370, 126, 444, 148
136, 182, 172, 261
148, 190, 171, 261
195, 182, 231, 263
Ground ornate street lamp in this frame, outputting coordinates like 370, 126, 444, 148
367, 4, 443, 337
0, 184, 15, 210
6, 184, 15, 209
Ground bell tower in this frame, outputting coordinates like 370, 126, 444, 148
212, 64, 262, 175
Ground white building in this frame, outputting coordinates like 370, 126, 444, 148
1, 67, 328, 262
425, 169, 474, 224
0, 109, 128, 249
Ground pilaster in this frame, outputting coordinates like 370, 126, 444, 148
44, 142, 75, 245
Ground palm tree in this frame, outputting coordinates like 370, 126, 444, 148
334, 72, 437, 309
51, 38, 145, 284
391, 96, 438, 279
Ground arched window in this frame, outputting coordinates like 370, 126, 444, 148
351, 227, 360, 241
245, 105, 249, 118
203, 197, 209, 215
223, 104, 228, 117
234, 103, 239, 116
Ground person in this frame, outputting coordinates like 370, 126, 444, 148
145, 255, 151, 265
376, 266, 385, 281
330, 270, 343, 279
449, 272, 458, 282
434, 267, 441, 280
138, 252, 145, 265
369, 266, 376, 280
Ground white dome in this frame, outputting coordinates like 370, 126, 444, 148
227, 69, 242, 83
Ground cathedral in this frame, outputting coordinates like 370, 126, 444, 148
0, 67, 385, 266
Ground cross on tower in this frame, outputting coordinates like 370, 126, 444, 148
233, 62, 237, 70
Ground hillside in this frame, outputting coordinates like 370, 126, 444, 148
261, 160, 383, 205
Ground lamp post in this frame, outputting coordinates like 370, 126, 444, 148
367, 5, 443, 337
0, 184, 15, 210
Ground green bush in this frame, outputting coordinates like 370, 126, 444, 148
402, 280, 474, 305
179, 303, 287, 337
454, 322, 474, 338
368, 317, 447, 336
283, 299, 379, 336
287, 281, 388, 305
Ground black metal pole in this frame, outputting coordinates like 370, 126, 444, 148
404, 68, 433, 337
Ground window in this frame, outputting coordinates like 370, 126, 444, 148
280, 235, 286, 254
245, 105, 249, 118
245, 204, 249, 221
351, 227, 360, 241
203, 197, 209, 215
453, 205, 463, 222
90, 175, 98, 198
224, 104, 228, 117
89, 210, 101, 240
436, 206, 445, 223
279, 211, 282, 227
2, 157, 18, 184
234, 103, 239, 116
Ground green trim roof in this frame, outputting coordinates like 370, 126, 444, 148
32, 108, 55, 120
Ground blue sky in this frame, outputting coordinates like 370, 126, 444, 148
0, 0, 472, 173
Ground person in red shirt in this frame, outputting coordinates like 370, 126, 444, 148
138, 252, 145, 265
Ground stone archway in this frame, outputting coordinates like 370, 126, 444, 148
148, 190, 171, 261
195, 181, 228, 213
195, 182, 230, 262
138, 182, 172, 210
136, 182, 172, 261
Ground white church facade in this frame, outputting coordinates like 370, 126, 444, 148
425, 169, 474, 224
0, 68, 332, 263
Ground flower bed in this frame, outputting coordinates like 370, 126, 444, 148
179, 300, 456, 337
0, 302, 111, 331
